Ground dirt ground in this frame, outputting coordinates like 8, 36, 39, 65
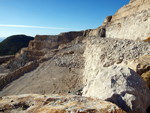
0, 58, 84, 96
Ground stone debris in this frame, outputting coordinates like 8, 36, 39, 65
0, 94, 126, 113
83, 37, 150, 84
55, 43, 85, 69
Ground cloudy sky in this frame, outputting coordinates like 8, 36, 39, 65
0, 0, 130, 39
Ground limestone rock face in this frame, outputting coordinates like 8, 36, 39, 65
83, 37, 150, 84
83, 64, 150, 113
105, 0, 150, 40
0, 94, 126, 113
28, 31, 84, 50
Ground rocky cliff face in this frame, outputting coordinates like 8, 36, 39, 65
28, 31, 84, 50
83, 37, 150, 84
105, 0, 150, 40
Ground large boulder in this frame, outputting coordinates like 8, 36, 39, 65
0, 94, 126, 113
83, 64, 150, 113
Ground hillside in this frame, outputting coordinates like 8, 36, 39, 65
0, 35, 34, 56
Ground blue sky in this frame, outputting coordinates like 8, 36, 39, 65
0, 0, 130, 39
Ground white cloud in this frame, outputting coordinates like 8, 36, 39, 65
0, 24, 68, 29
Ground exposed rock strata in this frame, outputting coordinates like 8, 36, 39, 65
0, 94, 126, 113
28, 31, 84, 50
83, 64, 150, 113
0, 55, 15, 64
84, 26, 106, 37
106, 0, 150, 40
6, 31, 84, 72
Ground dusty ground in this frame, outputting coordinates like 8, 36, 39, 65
0, 58, 84, 96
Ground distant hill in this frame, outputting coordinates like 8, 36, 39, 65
0, 35, 34, 56
0, 38, 5, 42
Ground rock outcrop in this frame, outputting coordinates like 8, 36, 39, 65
28, 31, 84, 50
83, 26, 106, 37
128, 55, 150, 89
83, 37, 150, 84
0, 55, 15, 64
0, 94, 126, 113
83, 64, 150, 113
105, 0, 150, 40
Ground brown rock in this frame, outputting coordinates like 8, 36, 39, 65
0, 94, 126, 113
127, 55, 150, 75
102, 16, 112, 26
141, 70, 150, 89
28, 31, 84, 50
127, 55, 150, 89
85, 26, 106, 37
143, 36, 150, 43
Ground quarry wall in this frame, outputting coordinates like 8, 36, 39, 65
106, 0, 150, 40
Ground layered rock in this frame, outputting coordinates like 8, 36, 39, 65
83, 26, 106, 37
105, 0, 150, 40
0, 55, 15, 64
28, 31, 84, 50
6, 31, 84, 72
83, 64, 150, 113
0, 94, 126, 113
